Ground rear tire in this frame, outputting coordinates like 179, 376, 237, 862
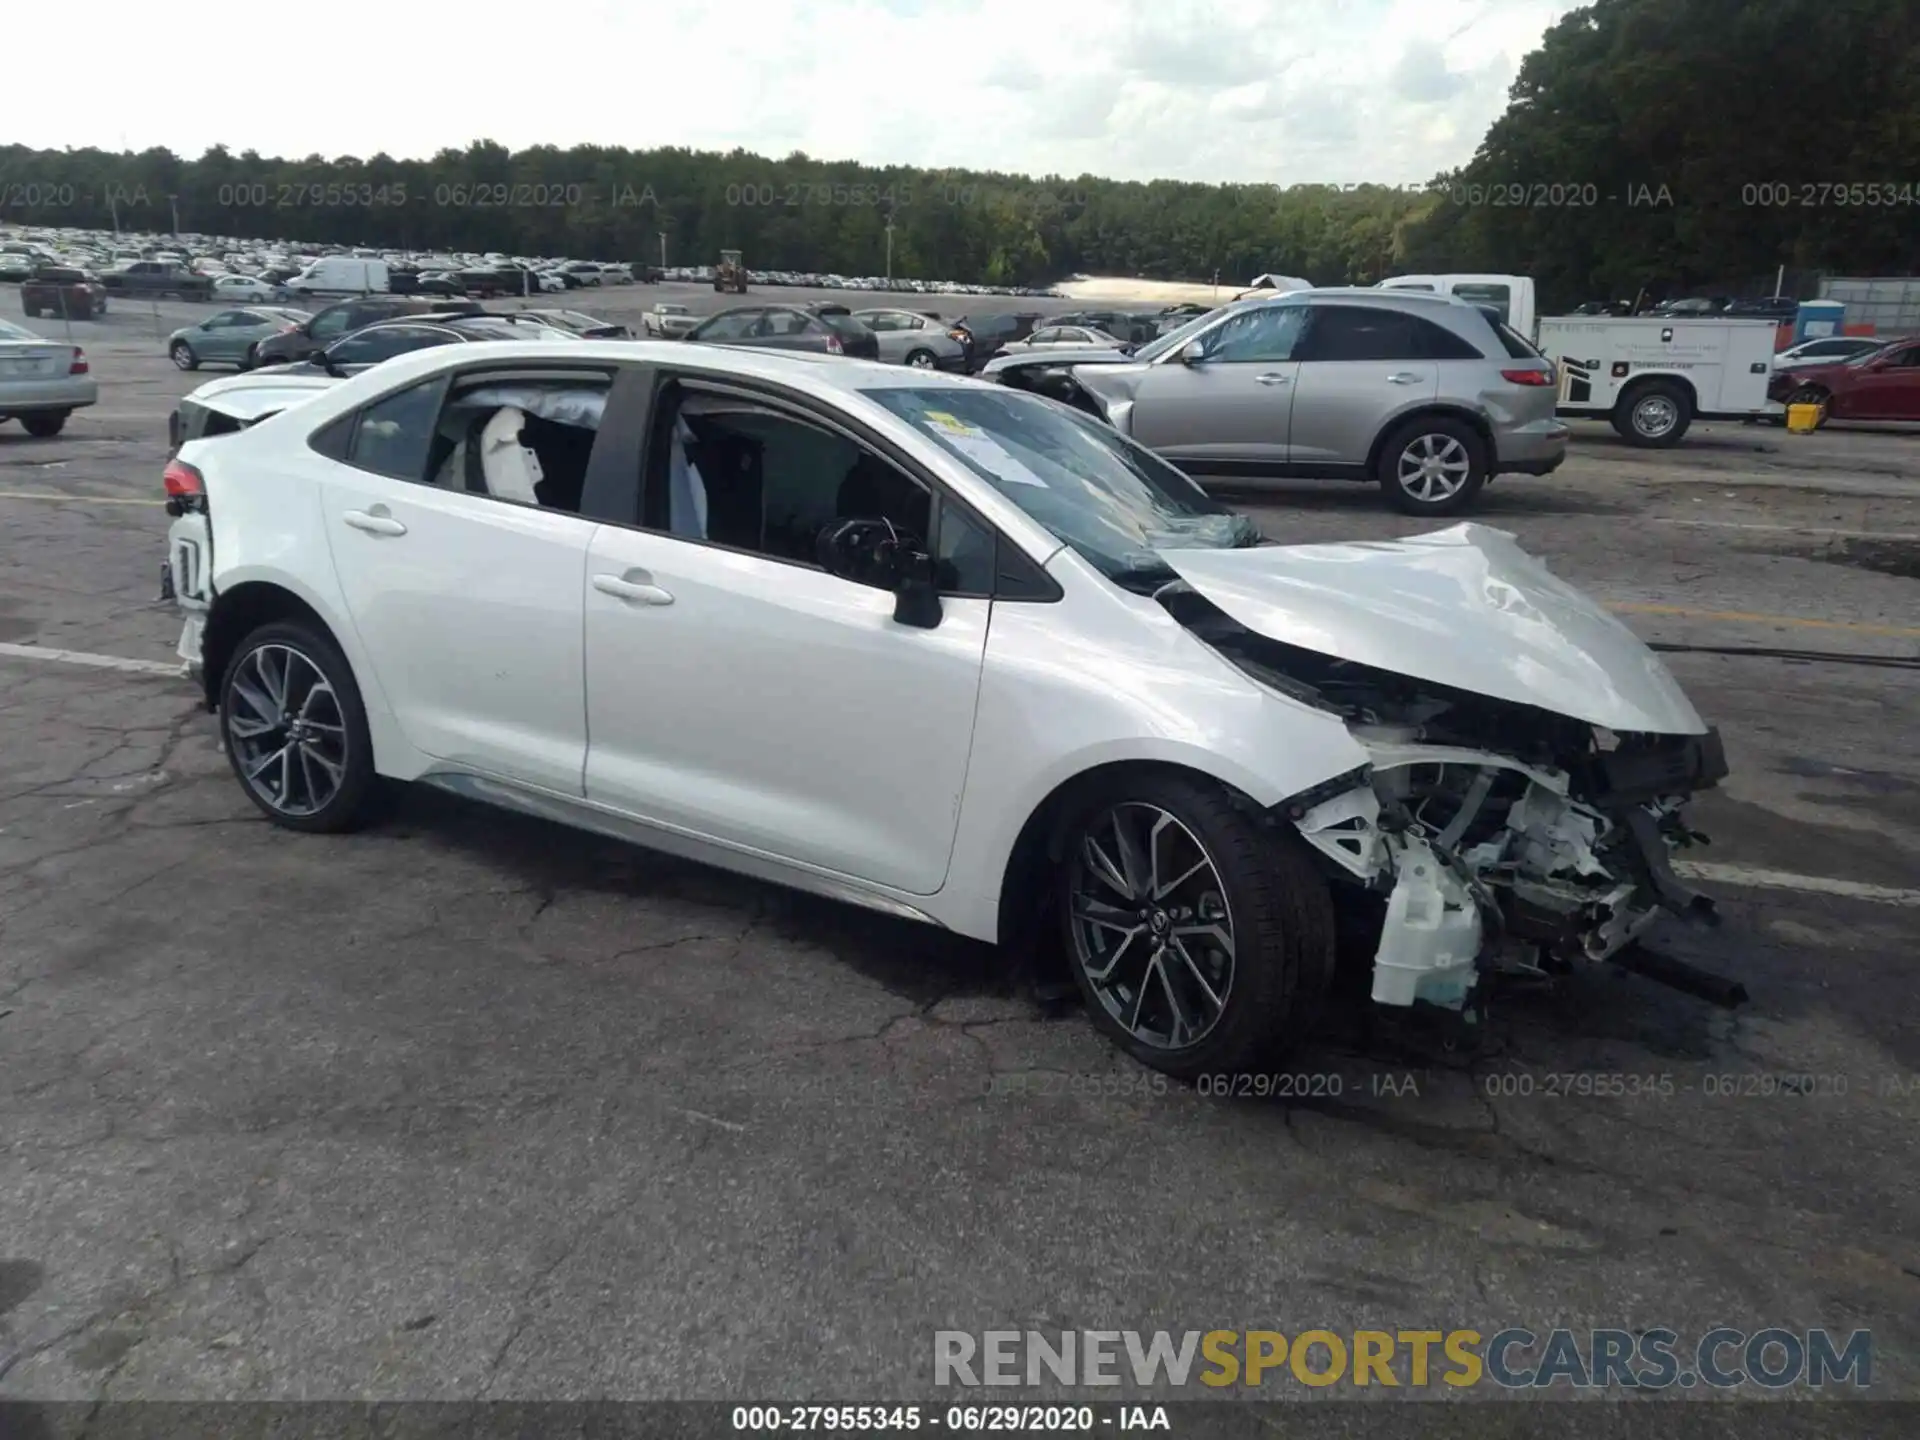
170, 341, 198, 371
219, 620, 383, 834
905, 348, 937, 369
1612, 379, 1692, 447
1377, 416, 1488, 516
1058, 771, 1336, 1079
21, 411, 68, 438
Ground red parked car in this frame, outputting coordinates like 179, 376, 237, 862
1768, 335, 1920, 422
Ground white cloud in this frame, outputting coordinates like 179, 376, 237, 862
9, 0, 1577, 186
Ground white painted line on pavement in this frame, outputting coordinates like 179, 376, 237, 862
1676, 861, 1920, 908
1650, 517, 1920, 541
0, 642, 185, 678
0, 490, 164, 506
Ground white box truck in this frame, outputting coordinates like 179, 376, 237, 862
1534, 315, 1778, 447
283, 257, 390, 297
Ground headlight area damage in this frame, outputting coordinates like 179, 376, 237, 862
1156, 525, 1743, 1016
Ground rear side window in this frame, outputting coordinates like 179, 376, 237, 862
820, 313, 869, 339
1493, 320, 1544, 360
1297, 306, 1426, 362
1410, 316, 1487, 360
344, 377, 448, 480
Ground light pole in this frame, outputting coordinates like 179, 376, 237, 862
659, 232, 668, 269
885, 215, 895, 290
168, 194, 181, 235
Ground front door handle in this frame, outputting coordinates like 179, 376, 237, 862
342, 509, 406, 536
593, 572, 675, 606
1255, 372, 1291, 386
1387, 372, 1425, 385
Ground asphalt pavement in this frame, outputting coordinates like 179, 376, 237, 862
1, 290, 1917, 1407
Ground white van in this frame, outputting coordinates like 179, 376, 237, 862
284, 257, 390, 296
1377, 274, 1537, 339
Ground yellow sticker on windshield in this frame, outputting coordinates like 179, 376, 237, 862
922, 410, 984, 438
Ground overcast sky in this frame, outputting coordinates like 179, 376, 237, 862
18, 0, 1581, 185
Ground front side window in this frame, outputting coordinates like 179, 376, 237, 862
642, 382, 997, 595
308, 307, 351, 340
1206, 305, 1309, 362
863, 385, 1258, 590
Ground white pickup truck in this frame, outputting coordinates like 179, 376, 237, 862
641, 302, 698, 339
1535, 315, 1779, 446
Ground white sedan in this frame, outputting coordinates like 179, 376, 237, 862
162, 341, 1730, 1074
210, 273, 284, 303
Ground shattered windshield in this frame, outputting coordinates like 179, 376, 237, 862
864, 385, 1260, 588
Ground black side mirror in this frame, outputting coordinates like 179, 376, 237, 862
313, 350, 340, 376
816, 517, 943, 629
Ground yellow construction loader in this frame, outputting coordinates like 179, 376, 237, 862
713, 250, 747, 293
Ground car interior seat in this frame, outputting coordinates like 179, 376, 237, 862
475, 407, 543, 504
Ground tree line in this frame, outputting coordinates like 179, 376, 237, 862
3, 0, 1914, 307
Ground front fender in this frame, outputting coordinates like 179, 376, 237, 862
939, 549, 1369, 939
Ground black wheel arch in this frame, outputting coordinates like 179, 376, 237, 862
1617, 372, 1699, 415
994, 760, 1271, 947
199, 582, 343, 712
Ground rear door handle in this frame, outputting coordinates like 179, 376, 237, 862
593, 572, 675, 606
342, 509, 406, 536
1255, 372, 1291, 386
1387, 372, 1425, 385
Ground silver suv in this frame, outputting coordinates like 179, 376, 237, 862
984, 288, 1569, 515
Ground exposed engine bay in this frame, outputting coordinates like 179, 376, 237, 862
1161, 586, 1729, 1011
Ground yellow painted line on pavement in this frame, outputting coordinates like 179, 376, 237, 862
1610, 603, 1920, 640
0, 489, 163, 506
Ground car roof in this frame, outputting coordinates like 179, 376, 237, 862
317, 337, 973, 395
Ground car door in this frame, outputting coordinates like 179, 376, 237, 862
311, 364, 617, 794
1128, 303, 1309, 466
1284, 305, 1443, 467
1837, 342, 1920, 419
857, 311, 904, 362
694, 308, 763, 345
191, 311, 243, 362
753, 309, 822, 354
580, 375, 991, 895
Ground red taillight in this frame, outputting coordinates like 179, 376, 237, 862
69, 348, 88, 375
1502, 367, 1554, 386
163, 459, 204, 500
824, 332, 844, 355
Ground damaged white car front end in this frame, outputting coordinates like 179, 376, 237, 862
1160, 523, 1728, 1013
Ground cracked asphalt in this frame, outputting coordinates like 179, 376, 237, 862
1, 293, 1917, 1407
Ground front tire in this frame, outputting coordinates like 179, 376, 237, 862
1059, 772, 1335, 1078
170, 341, 198, 371
21, 411, 68, 438
1613, 379, 1692, 447
1377, 416, 1488, 515
219, 620, 382, 834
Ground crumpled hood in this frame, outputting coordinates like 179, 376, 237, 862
1162, 523, 1706, 735
983, 348, 1143, 378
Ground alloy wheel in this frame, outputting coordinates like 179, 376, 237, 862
1633, 394, 1680, 438
908, 351, 935, 368
1067, 803, 1236, 1050
225, 644, 349, 818
1396, 433, 1471, 502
